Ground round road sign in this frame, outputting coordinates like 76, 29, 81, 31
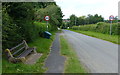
109, 15, 114, 21
44, 16, 50, 21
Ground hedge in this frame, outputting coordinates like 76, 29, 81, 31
2, 21, 54, 50
72, 22, 118, 35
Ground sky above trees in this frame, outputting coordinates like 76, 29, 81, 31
55, 0, 119, 20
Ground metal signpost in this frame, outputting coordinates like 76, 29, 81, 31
109, 15, 114, 35
44, 16, 50, 31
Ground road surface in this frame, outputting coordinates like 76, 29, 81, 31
63, 30, 118, 73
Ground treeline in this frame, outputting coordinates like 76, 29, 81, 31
64, 14, 104, 28
62, 14, 118, 28
72, 22, 119, 35
2, 2, 63, 50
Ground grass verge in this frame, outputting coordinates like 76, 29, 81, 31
69, 29, 119, 44
2, 31, 56, 73
60, 35, 87, 73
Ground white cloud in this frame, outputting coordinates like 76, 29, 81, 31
55, 0, 119, 20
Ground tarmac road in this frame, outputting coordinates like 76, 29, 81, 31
63, 30, 118, 73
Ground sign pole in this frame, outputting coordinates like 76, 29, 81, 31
110, 21, 112, 35
44, 16, 50, 31
109, 15, 114, 35
47, 21, 48, 31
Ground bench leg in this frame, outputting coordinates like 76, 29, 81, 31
19, 57, 26, 62
33, 47, 37, 53
9, 57, 15, 62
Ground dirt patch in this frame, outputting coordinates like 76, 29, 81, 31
24, 53, 42, 64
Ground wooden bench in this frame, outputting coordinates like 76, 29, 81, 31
5, 40, 37, 63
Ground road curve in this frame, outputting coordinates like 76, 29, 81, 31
63, 30, 118, 73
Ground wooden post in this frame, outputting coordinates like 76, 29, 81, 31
23, 40, 29, 49
33, 47, 37, 53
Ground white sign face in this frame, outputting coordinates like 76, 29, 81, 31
109, 15, 114, 21
45, 16, 50, 21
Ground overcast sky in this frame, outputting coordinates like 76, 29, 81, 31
54, 0, 119, 20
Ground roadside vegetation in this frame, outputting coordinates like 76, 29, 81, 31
2, 2, 62, 50
2, 2, 63, 73
2, 31, 56, 73
69, 22, 119, 44
60, 36, 87, 73
72, 22, 118, 35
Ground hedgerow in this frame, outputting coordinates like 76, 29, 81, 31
72, 22, 118, 35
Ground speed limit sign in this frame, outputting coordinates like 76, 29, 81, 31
109, 15, 114, 21
44, 16, 50, 21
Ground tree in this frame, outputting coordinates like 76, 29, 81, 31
69, 14, 77, 27
86, 14, 104, 24
78, 16, 86, 25
36, 5, 63, 27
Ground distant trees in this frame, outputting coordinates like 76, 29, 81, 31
67, 14, 104, 27
78, 16, 86, 25
86, 14, 104, 24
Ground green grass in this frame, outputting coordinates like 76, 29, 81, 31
2, 31, 56, 73
60, 36, 87, 73
0, 60, 1, 74
69, 29, 119, 44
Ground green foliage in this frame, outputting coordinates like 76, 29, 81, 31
77, 16, 86, 25
72, 22, 118, 35
69, 14, 77, 27
33, 21, 53, 36
67, 14, 104, 27
2, 31, 56, 73
35, 5, 63, 27
2, 4, 23, 50
2, 2, 62, 50
86, 14, 104, 24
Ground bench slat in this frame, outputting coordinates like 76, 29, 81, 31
16, 48, 34, 58
12, 46, 26, 56
10, 42, 24, 51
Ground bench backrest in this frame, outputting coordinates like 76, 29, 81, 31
8, 40, 29, 57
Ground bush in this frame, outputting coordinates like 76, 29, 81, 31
33, 21, 52, 37
72, 22, 118, 35
2, 6, 23, 50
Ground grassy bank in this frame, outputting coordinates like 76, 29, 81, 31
69, 29, 119, 44
2, 31, 56, 73
60, 36, 86, 73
